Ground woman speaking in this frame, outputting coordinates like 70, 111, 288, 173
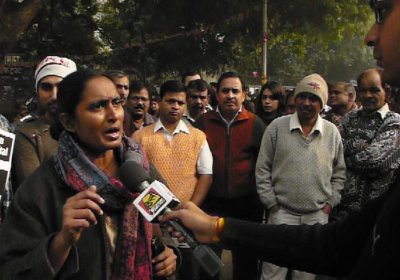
0, 71, 176, 279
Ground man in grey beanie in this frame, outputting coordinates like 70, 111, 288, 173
13, 56, 77, 188
256, 73, 346, 280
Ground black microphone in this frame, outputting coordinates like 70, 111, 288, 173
119, 161, 224, 277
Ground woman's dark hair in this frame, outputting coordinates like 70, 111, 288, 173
50, 70, 114, 140
255, 81, 287, 115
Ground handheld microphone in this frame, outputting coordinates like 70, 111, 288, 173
119, 161, 224, 277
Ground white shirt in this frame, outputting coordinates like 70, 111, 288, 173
376, 103, 390, 119
154, 119, 213, 175
216, 106, 243, 127
289, 112, 324, 139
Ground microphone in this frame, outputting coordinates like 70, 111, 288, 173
119, 161, 224, 277
119, 161, 180, 222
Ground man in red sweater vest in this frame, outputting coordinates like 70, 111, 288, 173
195, 71, 266, 280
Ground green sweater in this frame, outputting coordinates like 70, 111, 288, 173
256, 114, 346, 213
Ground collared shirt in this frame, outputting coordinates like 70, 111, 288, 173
183, 109, 207, 124
323, 103, 359, 127
216, 106, 243, 127
358, 103, 390, 119
375, 103, 390, 119
154, 119, 213, 175
289, 112, 324, 139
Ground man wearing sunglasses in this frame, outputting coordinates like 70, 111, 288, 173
160, 1, 400, 279
195, 71, 266, 280
13, 56, 76, 188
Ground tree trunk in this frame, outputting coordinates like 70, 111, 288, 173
0, 0, 43, 52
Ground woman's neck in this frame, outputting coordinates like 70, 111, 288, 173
86, 149, 119, 178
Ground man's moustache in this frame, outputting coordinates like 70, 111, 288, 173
134, 104, 145, 110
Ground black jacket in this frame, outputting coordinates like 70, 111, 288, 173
0, 157, 158, 280
220, 176, 400, 279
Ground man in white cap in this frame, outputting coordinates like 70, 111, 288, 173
256, 73, 346, 280
13, 56, 76, 188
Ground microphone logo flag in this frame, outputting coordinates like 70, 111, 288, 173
133, 180, 179, 222
141, 188, 167, 215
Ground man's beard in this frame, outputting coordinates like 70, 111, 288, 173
46, 101, 58, 116
38, 101, 57, 116
191, 105, 204, 115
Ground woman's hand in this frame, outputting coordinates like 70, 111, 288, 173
48, 185, 104, 273
158, 201, 218, 243
59, 185, 105, 243
152, 246, 177, 278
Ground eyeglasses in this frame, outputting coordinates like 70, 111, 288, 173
220, 88, 241, 94
116, 84, 129, 91
39, 82, 59, 92
370, 0, 393, 23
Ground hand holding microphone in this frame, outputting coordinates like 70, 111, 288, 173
119, 161, 224, 277
151, 237, 177, 279
158, 201, 220, 244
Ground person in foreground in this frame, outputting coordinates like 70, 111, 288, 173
0, 71, 176, 279
159, 3, 400, 279
159, 191, 396, 280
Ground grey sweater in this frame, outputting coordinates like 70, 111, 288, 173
256, 114, 346, 213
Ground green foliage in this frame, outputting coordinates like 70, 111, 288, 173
6, 0, 376, 84
262, 0, 375, 84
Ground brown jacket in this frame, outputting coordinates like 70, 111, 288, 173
12, 116, 58, 188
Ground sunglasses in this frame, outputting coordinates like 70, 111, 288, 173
220, 88, 241, 94
370, 0, 393, 23
116, 84, 129, 91
39, 82, 59, 92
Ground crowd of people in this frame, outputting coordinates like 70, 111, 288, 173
0, 0, 400, 279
